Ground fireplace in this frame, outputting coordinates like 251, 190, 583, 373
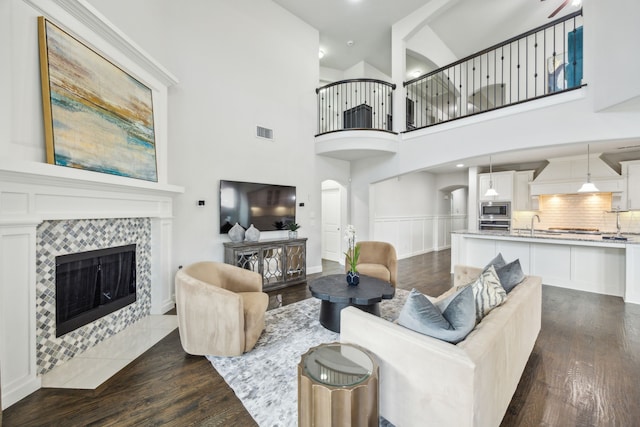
55, 244, 137, 337
35, 218, 153, 376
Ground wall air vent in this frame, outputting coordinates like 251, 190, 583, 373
256, 126, 274, 140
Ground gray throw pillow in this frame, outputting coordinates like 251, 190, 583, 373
496, 259, 525, 293
484, 252, 506, 270
397, 287, 476, 344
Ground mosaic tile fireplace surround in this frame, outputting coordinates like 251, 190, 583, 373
0, 163, 182, 409
36, 218, 152, 375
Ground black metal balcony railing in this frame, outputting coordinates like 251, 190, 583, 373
404, 10, 584, 131
315, 79, 396, 136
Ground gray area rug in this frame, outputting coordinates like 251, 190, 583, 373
207, 288, 409, 427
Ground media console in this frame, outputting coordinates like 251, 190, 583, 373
223, 237, 307, 291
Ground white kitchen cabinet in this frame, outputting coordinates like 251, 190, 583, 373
513, 170, 535, 211
478, 171, 514, 201
621, 161, 640, 210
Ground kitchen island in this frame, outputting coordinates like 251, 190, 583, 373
451, 230, 640, 304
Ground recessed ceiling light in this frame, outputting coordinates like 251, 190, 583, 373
412, 70, 422, 78
318, 49, 325, 59
456, 163, 464, 168
346, 40, 355, 47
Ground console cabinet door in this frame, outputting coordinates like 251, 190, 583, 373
285, 242, 306, 283
261, 245, 284, 287
223, 238, 307, 290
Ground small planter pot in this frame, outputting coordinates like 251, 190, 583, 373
346, 271, 360, 286
288, 231, 298, 239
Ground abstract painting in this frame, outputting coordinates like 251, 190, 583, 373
38, 17, 158, 182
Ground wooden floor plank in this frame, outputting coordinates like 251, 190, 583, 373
3, 250, 640, 426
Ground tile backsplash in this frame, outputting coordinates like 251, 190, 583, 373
513, 193, 640, 233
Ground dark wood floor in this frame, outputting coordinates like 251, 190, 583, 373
3, 249, 640, 426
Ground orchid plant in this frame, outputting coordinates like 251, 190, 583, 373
344, 224, 360, 273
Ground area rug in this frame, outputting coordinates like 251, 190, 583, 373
207, 289, 409, 427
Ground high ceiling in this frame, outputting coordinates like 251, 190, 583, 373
272, 0, 640, 172
272, 0, 583, 78
272, 0, 431, 76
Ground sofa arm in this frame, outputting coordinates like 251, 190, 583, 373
340, 307, 476, 427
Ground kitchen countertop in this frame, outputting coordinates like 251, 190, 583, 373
453, 229, 640, 245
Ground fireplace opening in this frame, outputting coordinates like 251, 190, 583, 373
55, 244, 137, 337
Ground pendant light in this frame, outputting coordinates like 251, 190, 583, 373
577, 144, 599, 193
484, 155, 499, 197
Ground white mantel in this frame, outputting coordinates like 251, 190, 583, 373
0, 162, 184, 409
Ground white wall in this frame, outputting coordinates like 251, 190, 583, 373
319, 66, 344, 86
372, 172, 436, 218
406, 24, 457, 69
435, 171, 467, 214
77, 0, 326, 273
4, 0, 51, 161
343, 61, 391, 81
592, 0, 640, 111
370, 171, 467, 257
320, 61, 391, 85
0, 0, 10, 153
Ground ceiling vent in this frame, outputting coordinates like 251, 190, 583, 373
256, 126, 274, 140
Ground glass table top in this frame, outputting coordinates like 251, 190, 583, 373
302, 343, 373, 387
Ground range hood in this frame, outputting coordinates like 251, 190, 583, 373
530, 153, 624, 195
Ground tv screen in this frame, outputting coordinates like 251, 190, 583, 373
219, 180, 296, 233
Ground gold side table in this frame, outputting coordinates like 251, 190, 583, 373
298, 342, 378, 426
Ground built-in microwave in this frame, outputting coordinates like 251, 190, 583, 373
479, 201, 511, 220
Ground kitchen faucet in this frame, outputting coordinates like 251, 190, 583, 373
530, 214, 540, 236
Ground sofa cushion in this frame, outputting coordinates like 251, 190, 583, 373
471, 265, 507, 322
397, 286, 475, 344
496, 259, 525, 293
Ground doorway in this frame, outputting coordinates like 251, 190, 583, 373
321, 180, 346, 262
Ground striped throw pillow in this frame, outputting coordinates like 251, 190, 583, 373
471, 265, 507, 322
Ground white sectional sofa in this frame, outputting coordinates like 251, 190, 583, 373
340, 265, 542, 427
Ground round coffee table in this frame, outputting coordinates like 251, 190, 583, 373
298, 342, 379, 426
309, 274, 395, 332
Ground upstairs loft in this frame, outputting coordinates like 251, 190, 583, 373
316, 11, 587, 161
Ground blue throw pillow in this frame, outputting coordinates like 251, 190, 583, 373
484, 253, 506, 270
496, 259, 525, 293
397, 287, 476, 344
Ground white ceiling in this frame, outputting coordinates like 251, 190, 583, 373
272, 0, 639, 172
272, 0, 431, 76
272, 0, 583, 78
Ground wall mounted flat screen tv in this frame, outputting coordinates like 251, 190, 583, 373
219, 180, 296, 233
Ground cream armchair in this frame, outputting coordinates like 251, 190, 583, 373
346, 241, 398, 287
175, 261, 269, 356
